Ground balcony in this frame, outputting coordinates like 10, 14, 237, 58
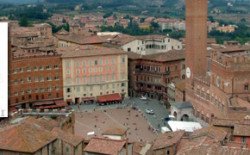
135, 68, 170, 75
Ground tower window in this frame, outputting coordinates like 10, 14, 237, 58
244, 84, 248, 91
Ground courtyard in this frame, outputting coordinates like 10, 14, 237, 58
71, 97, 170, 142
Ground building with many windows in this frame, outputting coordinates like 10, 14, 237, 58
128, 50, 185, 100
8, 48, 63, 109
59, 46, 128, 104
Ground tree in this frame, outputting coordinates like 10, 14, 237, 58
19, 16, 28, 27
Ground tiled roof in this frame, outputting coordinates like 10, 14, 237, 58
212, 118, 250, 127
233, 124, 250, 136
51, 128, 83, 147
190, 126, 227, 141
0, 118, 56, 153
152, 130, 185, 150
176, 136, 219, 154
60, 46, 126, 58
171, 102, 193, 109
143, 50, 185, 62
177, 144, 250, 155
56, 33, 106, 44
102, 126, 128, 136
128, 50, 185, 62
84, 137, 126, 155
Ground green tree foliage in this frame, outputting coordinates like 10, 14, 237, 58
48, 22, 69, 33
103, 11, 113, 18
209, 23, 250, 44
19, 16, 29, 27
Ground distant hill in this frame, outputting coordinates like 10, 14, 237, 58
0, 0, 38, 4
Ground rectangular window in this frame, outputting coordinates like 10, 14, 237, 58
66, 88, 71, 93
95, 75, 97, 83
106, 66, 109, 71
100, 75, 103, 82
20, 68, 24, 72
55, 86, 60, 91
40, 66, 44, 70
89, 76, 92, 83
100, 85, 103, 90
35, 77, 39, 82
122, 57, 125, 63
54, 65, 59, 69
46, 65, 51, 70
76, 61, 80, 66
48, 87, 52, 92
66, 78, 71, 84
66, 62, 70, 67
40, 88, 45, 92
89, 60, 92, 66
244, 84, 248, 91
82, 69, 86, 73
47, 76, 52, 81
76, 77, 80, 84
27, 77, 31, 82
112, 74, 115, 80
40, 77, 44, 82
90, 86, 93, 91
34, 66, 38, 71
121, 73, 125, 80
112, 58, 115, 64
105, 58, 109, 64
55, 76, 59, 80
121, 83, 125, 87
82, 60, 86, 66
106, 74, 109, 81
27, 67, 31, 72
83, 76, 86, 84
95, 60, 98, 65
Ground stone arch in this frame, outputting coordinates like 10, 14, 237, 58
181, 114, 189, 121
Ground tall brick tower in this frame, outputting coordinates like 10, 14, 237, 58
185, 0, 207, 89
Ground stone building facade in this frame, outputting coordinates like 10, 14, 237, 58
184, 0, 250, 123
128, 50, 185, 100
60, 46, 128, 104
8, 53, 63, 109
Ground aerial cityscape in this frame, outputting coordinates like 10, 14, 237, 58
0, 0, 250, 154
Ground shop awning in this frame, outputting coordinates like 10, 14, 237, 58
34, 101, 54, 106
81, 97, 95, 101
66, 99, 73, 102
97, 93, 122, 103
37, 104, 67, 110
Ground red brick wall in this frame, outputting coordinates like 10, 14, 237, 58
8, 55, 63, 108
234, 136, 250, 148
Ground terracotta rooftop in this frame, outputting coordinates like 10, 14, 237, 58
102, 126, 128, 136
128, 50, 185, 62
212, 118, 250, 127
0, 118, 56, 153
176, 136, 220, 154
143, 50, 185, 62
177, 144, 250, 155
152, 130, 185, 150
84, 137, 126, 155
233, 124, 250, 136
51, 128, 83, 147
190, 126, 227, 141
60, 46, 126, 58
56, 33, 106, 45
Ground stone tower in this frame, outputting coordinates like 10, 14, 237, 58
185, 0, 208, 87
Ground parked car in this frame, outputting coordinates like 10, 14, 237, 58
145, 109, 154, 114
140, 96, 148, 100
